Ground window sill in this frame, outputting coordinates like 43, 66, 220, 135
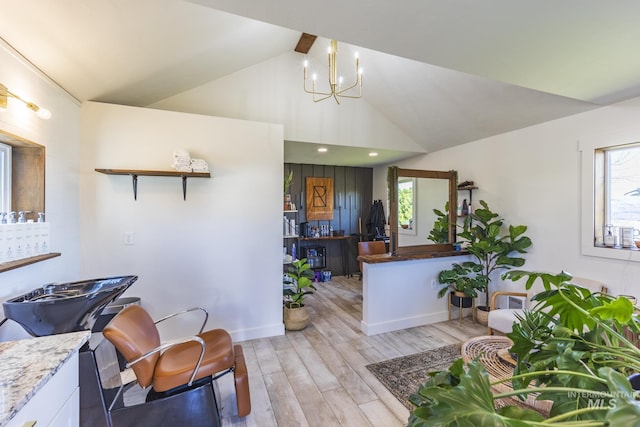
581, 245, 640, 263
0, 253, 61, 273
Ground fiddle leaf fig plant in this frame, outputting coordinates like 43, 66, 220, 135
427, 202, 450, 244
438, 200, 532, 309
283, 258, 316, 308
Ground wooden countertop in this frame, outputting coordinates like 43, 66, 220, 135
357, 250, 469, 264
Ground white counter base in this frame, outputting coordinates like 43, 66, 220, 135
360, 254, 471, 336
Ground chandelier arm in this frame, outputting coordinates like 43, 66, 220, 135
337, 83, 362, 99
336, 59, 361, 96
335, 80, 359, 95
304, 85, 332, 96
313, 93, 335, 103
303, 72, 332, 96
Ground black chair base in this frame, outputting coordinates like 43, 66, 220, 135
80, 339, 221, 427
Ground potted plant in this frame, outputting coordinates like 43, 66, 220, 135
439, 200, 532, 325
283, 258, 316, 330
437, 262, 485, 309
409, 271, 640, 425
283, 169, 293, 210
427, 202, 450, 244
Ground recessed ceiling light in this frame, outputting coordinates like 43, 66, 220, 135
369, 152, 378, 157
318, 147, 328, 153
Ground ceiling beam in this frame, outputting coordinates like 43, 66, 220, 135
294, 33, 317, 54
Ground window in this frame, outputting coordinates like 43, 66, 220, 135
0, 142, 10, 212
601, 144, 640, 237
581, 131, 640, 262
398, 178, 416, 234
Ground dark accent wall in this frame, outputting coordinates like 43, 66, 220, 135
284, 163, 373, 276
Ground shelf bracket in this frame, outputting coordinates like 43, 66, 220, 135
131, 173, 139, 200
182, 175, 188, 200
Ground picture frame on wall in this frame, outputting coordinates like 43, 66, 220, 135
306, 177, 334, 220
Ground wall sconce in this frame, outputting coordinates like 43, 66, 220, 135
0, 83, 51, 119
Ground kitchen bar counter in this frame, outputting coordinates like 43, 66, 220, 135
0, 331, 90, 426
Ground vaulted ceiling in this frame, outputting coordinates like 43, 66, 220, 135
2, 0, 640, 165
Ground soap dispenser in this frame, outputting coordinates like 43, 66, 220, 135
32, 212, 43, 254
14, 211, 29, 259
33, 212, 49, 254
5, 212, 16, 261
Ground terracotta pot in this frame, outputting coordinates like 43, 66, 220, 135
476, 306, 489, 325
283, 305, 310, 331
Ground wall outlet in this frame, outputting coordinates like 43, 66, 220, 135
124, 231, 135, 245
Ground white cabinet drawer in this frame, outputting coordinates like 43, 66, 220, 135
5, 353, 79, 427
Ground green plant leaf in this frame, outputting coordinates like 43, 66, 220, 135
410, 360, 543, 426
283, 258, 316, 307
599, 367, 640, 426
590, 297, 634, 323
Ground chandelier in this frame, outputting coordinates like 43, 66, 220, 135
303, 39, 362, 104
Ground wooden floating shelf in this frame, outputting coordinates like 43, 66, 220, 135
95, 168, 211, 200
0, 253, 61, 273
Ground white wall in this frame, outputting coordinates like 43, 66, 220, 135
151, 52, 424, 153
374, 97, 640, 301
0, 42, 82, 340
79, 102, 284, 341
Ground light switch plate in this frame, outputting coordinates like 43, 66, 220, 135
124, 231, 135, 245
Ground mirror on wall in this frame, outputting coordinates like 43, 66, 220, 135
388, 167, 457, 254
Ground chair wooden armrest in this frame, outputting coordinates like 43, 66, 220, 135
154, 307, 209, 334
490, 291, 528, 311
127, 335, 206, 386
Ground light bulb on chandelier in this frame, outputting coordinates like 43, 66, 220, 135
303, 39, 362, 104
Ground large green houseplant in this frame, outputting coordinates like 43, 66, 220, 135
438, 200, 532, 323
427, 202, 450, 244
409, 271, 640, 426
283, 258, 316, 330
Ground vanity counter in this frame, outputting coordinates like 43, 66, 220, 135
0, 331, 89, 426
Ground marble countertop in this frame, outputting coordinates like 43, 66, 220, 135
0, 331, 90, 426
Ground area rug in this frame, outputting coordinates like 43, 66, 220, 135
366, 342, 462, 409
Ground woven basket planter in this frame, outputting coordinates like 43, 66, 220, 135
283, 305, 309, 331
476, 306, 489, 325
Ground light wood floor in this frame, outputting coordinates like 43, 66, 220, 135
217, 275, 487, 427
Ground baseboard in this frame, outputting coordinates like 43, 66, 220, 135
360, 311, 449, 336
230, 322, 285, 342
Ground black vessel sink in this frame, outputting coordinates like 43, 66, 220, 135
3, 275, 138, 336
